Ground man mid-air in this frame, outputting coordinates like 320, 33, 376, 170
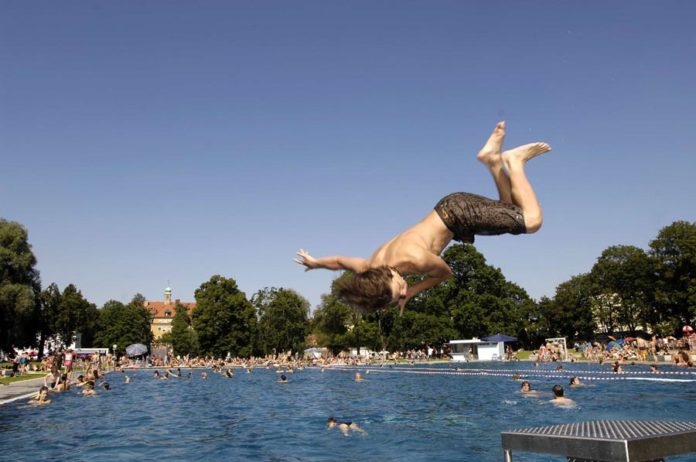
295, 122, 551, 314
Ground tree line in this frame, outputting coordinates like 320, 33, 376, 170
1, 218, 694, 358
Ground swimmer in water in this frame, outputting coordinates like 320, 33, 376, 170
201, 372, 207, 380
569, 376, 582, 387
153, 370, 160, 379
28, 386, 51, 405
295, 122, 552, 314
550, 384, 575, 407
278, 374, 288, 383
519, 381, 541, 396
225, 369, 234, 378
82, 381, 97, 396
327, 417, 367, 437
124, 375, 130, 384
355, 372, 363, 382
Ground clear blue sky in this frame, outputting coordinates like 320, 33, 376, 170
2, 1, 695, 310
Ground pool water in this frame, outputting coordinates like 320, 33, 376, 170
1, 362, 695, 461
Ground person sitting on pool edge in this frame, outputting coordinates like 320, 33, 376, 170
550, 384, 574, 406
295, 122, 552, 314
327, 417, 367, 437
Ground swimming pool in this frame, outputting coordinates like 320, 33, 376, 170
1, 362, 695, 461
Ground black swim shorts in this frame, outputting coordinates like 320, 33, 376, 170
434, 192, 527, 243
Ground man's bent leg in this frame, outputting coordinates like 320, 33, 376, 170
477, 121, 512, 203
502, 142, 551, 233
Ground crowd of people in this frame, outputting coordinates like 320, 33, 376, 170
574, 334, 695, 366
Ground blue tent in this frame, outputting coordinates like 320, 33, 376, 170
481, 333, 518, 343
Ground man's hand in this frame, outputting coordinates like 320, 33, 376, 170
294, 249, 319, 271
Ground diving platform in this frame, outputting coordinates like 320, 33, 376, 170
501, 420, 696, 461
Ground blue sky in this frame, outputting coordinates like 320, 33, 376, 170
1, 1, 695, 311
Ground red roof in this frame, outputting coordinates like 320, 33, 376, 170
144, 300, 196, 319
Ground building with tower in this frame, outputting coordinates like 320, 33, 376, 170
144, 286, 196, 340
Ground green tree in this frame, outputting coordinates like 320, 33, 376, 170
170, 302, 198, 356
649, 221, 696, 330
192, 275, 257, 358
0, 219, 41, 352
411, 244, 534, 348
312, 293, 353, 355
545, 273, 596, 341
51, 284, 98, 347
38, 283, 62, 356
255, 288, 310, 356
589, 245, 654, 335
94, 294, 153, 355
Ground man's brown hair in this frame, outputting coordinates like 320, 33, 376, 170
336, 266, 394, 313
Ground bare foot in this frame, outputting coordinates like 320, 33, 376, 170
477, 121, 506, 167
502, 142, 551, 169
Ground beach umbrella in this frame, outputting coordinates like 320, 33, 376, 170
481, 333, 517, 343
125, 343, 148, 357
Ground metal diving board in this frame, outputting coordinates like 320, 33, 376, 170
501, 420, 696, 461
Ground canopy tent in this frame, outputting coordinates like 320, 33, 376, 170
481, 333, 517, 343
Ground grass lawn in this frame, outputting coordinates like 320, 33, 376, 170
0, 374, 44, 385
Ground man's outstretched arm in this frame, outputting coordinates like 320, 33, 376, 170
294, 249, 368, 273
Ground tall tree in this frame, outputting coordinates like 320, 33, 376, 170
546, 273, 596, 341
649, 221, 696, 330
94, 294, 153, 354
590, 245, 654, 335
192, 275, 257, 358
256, 288, 310, 356
0, 219, 41, 352
170, 302, 198, 356
52, 284, 98, 347
410, 244, 534, 348
38, 283, 62, 357
312, 293, 353, 355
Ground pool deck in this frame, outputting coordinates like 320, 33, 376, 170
0, 375, 47, 405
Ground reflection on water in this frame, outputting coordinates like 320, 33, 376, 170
1, 362, 695, 461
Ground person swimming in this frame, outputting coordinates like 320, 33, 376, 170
278, 374, 288, 383
82, 381, 97, 396
569, 376, 581, 387
519, 381, 540, 396
354, 372, 363, 382
550, 384, 575, 406
327, 417, 367, 437
28, 385, 51, 405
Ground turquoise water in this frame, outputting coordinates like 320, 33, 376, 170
1, 362, 695, 461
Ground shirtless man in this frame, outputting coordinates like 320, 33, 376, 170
295, 122, 551, 313
550, 384, 575, 407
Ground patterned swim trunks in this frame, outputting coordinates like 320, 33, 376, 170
434, 192, 527, 243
